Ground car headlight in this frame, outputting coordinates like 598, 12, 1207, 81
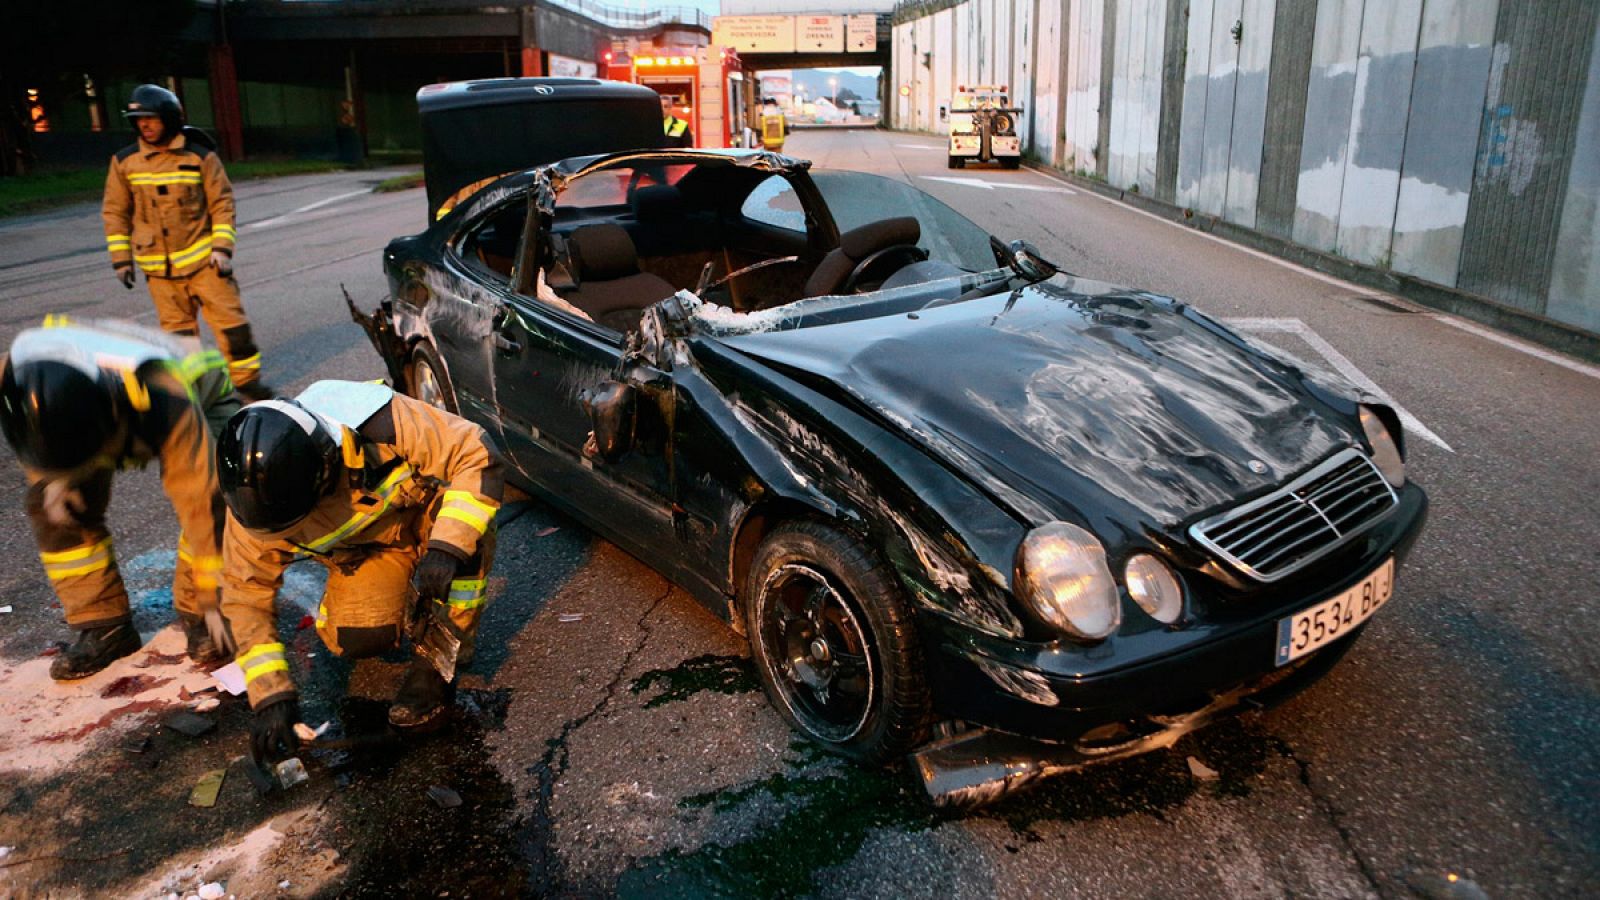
1015, 522, 1120, 640
1125, 554, 1184, 624
1359, 405, 1405, 487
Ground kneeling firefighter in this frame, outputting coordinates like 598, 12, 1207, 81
0, 317, 239, 679
216, 381, 502, 765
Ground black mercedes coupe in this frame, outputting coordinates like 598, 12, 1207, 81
351, 78, 1428, 805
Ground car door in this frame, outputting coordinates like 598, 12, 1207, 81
487, 197, 681, 567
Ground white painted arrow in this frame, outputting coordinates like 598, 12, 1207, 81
919, 175, 1074, 194
1224, 317, 1452, 452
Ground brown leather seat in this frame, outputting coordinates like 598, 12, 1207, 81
564, 224, 676, 330
803, 216, 922, 298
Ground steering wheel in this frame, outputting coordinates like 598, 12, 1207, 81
842, 244, 929, 294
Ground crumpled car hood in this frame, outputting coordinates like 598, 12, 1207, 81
719, 278, 1353, 529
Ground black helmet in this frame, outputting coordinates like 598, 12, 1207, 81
217, 400, 342, 532
0, 357, 122, 471
123, 84, 184, 140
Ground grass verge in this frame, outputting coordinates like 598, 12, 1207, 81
0, 158, 353, 218
373, 172, 424, 193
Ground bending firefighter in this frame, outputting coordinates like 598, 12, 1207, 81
0, 318, 239, 679
216, 381, 502, 766
103, 84, 273, 401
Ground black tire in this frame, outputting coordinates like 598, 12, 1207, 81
947, 155, 964, 169
407, 342, 458, 414
1001, 156, 1021, 170
744, 521, 929, 764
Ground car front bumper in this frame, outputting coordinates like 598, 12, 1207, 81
917, 484, 1429, 747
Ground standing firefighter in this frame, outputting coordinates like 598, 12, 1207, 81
661, 94, 692, 148
103, 84, 273, 401
216, 381, 502, 765
0, 318, 238, 679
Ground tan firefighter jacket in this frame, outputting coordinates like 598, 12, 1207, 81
223, 383, 503, 709
102, 133, 237, 278
16, 317, 235, 599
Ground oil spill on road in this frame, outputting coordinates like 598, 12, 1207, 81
629, 654, 760, 709
616, 719, 1278, 898
333, 688, 529, 897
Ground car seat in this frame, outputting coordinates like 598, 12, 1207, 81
803, 216, 924, 298
564, 224, 677, 331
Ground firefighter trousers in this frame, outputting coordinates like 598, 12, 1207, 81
26, 469, 210, 630
147, 266, 264, 388
312, 512, 496, 667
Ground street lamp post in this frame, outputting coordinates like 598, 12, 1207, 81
829, 76, 838, 106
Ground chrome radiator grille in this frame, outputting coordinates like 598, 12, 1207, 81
1189, 449, 1398, 582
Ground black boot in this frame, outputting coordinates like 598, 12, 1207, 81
235, 381, 276, 403
181, 616, 227, 666
388, 657, 454, 730
49, 623, 141, 681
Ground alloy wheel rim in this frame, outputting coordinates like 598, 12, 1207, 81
758, 562, 875, 742
414, 359, 445, 409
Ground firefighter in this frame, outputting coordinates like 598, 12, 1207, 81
216, 381, 502, 763
103, 84, 274, 401
0, 317, 238, 680
760, 97, 787, 153
661, 94, 692, 148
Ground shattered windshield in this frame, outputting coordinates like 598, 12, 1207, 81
810, 171, 996, 271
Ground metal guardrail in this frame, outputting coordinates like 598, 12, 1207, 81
545, 0, 710, 31
228, 1, 709, 33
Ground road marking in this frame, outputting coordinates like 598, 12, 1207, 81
1021, 163, 1598, 379
1225, 317, 1452, 452
920, 175, 1074, 194
895, 143, 943, 151
245, 189, 370, 231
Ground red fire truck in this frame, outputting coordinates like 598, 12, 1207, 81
604, 47, 755, 149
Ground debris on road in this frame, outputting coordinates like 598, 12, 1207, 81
0, 605, 12, 613
275, 757, 309, 790
1405, 870, 1491, 900
163, 710, 216, 738
535, 526, 560, 537
558, 613, 585, 623
120, 734, 151, 754
189, 769, 227, 808
293, 721, 331, 743
209, 662, 246, 696
427, 785, 463, 809
197, 881, 226, 899
192, 696, 221, 713
1187, 756, 1219, 781
0, 846, 12, 862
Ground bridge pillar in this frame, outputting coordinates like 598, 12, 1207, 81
520, 7, 545, 76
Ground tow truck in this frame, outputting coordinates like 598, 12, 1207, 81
948, 84, 1022, 169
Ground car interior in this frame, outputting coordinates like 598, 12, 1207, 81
454, 161, 947, 335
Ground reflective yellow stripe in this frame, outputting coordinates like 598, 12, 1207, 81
40, 537, 113, 564
41, 538, 115, 581
229, 353, 262, 373
127, 172, 202, 185
303, 466, 413, 553
107, 233, 131, 251
191, 554, 222, 590
447, 578, 487, 609
42, 314, 74, 328
168, 236, 214, 268
435, 206, 453, 220
213, 224, 236, 240
244, 659, 289, 682
238, 642, 285, 666
179, 349, 228, 383
439, 491, 495, 534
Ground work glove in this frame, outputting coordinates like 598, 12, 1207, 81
251, 697, 301, 767
210, 250, 233, 278
115, 265, 136, 290
41, 480, 88, 527
201, 605, 237, 658
410, 548, 460, 608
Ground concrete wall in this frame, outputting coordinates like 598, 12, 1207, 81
893, 0, 1600, 337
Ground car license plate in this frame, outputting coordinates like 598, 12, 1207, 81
1275, 557, 1394, 667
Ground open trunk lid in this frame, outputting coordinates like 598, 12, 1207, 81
418, 77, 664, 221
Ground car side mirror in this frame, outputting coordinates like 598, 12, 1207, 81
579, 380, 637, 462
992, 237, 1059, 282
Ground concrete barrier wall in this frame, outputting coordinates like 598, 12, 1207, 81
893, 0, 1600, 336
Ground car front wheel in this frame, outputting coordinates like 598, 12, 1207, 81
408, 342, 458, 414
745, 521, 929, 764
947, 155, 964, 169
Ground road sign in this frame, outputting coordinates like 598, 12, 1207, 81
713, 16, 796, 53
796, 16, 844, 52
847, 15, 878, 52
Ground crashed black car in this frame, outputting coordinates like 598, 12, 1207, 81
352, 78, 1428, 806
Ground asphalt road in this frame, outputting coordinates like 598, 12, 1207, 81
0, 130, 1595, 899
